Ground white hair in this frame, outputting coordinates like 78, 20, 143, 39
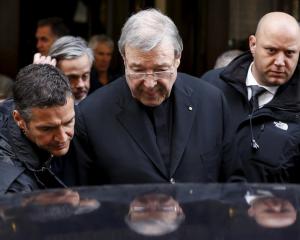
118, 9, 183, 58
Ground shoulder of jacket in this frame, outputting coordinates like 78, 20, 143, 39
0, 160, 25, 194
0, 129, 16, 165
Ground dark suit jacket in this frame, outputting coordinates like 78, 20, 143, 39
63, 73, 242, 185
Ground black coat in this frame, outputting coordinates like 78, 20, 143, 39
0, 101, 66, 194
202, 52, 300, 183
62, 73, 244, 185
88, 67, 120, 94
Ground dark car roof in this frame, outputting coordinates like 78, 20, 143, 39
0, 183, 299, 239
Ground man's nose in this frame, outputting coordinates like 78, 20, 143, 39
36, 40, 42, 49
274, 53, 285, 66
103, 56, 110, 62
76, 78, 85, 88
143, 74, 157, 88
54, 127, 68, 142
269, 199, 283, 212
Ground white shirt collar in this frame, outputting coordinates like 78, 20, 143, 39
245, 190, 274, 204
246, 62, 278, 95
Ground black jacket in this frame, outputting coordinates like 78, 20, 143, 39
202, 52, 300, 183
88, 67, 120, 94
0, 101, 66, 194
61, 73, 244, 186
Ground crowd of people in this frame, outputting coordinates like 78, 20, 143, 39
0, 9, 300, 194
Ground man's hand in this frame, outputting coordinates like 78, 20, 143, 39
33, 53, 57, 66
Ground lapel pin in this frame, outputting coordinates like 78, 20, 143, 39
188, 106, 193, 111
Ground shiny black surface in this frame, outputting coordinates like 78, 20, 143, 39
1, 183, 300, 239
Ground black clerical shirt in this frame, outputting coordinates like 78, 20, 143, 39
144, 94, 174, 171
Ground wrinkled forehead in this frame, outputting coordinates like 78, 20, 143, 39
132, 194, 174, 205
28, 96, 74, 122
258, 27, 300, 49
124, 44, 177, 68
125, 37, 177, 56
57, 54, 92, 73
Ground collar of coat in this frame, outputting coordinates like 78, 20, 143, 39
220, 51, 300, 113
114, 73, 199, 178
5, 104, 52, 171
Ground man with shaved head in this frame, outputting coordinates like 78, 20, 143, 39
202, 12, 300, 183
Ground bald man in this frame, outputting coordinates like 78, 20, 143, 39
202, 12, 300, 183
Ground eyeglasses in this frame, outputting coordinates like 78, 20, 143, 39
126, 70, 174, 81
130, 204, 178, 213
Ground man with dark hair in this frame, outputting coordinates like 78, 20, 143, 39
36, 17, 69, 56
0, 64, 75, 194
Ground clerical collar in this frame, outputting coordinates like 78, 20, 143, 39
141, 92, 173, 110
142, 93, 174, 126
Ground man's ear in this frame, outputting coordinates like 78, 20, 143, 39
12, 110, 26, 131
174, 57, 181, 68
248, 206, 254, 217
249, 35, 256, 56
122, 56, 128, 70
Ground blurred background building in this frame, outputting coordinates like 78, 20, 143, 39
0, 0, 299, 78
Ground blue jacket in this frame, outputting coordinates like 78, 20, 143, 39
202, 52, 300, 183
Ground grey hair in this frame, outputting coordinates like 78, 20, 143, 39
49, 36, 94, 65
214, 49, 243, 69
118, 8, 183, 58
88, 34, 114, 51
125, 213, 185, 236
0, 74, 13, 100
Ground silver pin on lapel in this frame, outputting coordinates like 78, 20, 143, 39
188, 106, 193, 111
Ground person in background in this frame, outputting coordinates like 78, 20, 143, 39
35, 17, 70, 56
0, 64, 75, 194
88, 34, 118, 93
47, 36, 94, 104
214, 49, 243, 69
202, 12, 300, 183
0, 74, 13, 104
61, 8, 244, 186
0, 74, 14, 128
